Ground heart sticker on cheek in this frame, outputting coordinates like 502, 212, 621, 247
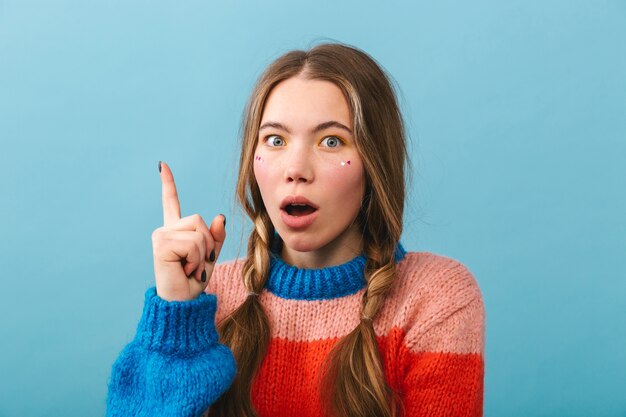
255, 155, 264, 163
340, 160, 351, 166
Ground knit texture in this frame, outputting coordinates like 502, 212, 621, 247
266, 245, 406, 300
107, 244, 485, 416
106, 289, 236, 417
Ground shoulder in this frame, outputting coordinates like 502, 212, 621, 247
377, 250, 485, 353
395, 250, 483, 308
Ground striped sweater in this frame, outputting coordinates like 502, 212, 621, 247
107, 245, 485, 416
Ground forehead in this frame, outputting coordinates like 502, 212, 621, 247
260, 76, 352, 127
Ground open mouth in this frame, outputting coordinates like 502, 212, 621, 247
284, 204, 317, 217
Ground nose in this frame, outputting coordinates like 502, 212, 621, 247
284, 148, 314, 184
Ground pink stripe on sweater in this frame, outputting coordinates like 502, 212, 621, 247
207, 252, 484, 355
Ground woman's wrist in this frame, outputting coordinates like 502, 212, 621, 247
135, 287, 220, 355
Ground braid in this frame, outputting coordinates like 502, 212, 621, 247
244, 213, 272, 294
319, 242, 404, 417
209, 213, 273, 417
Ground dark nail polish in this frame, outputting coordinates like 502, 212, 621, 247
209, 249, 215, 262
220, 214, 226, 227
201, 270, 207, 282
158, 161, 162, 173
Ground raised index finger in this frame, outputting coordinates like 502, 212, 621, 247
159, 161, 181, 226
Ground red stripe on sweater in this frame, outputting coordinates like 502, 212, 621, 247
251, 327, 484, 417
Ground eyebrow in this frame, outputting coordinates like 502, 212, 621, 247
258, 120, 353, 135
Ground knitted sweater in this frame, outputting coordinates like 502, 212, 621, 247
107, 245, 485, 416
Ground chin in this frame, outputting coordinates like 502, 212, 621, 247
279, 233, 323, 253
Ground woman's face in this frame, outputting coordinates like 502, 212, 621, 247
253, 75, 365, 262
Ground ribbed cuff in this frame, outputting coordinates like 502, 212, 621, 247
135, 287, 220, 356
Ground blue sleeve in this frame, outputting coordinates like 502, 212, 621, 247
106, 287, 236, 417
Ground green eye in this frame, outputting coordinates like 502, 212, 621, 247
266, 135, 285, 147
321, 136, 342, 148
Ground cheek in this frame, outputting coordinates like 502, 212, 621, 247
253, 156, 271, 202
331, 157, 364, 184
324, 160, 365, 206
253, 152, 287, 216
253, 152, 275, 189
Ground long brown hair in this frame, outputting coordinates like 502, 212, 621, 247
209, 42, 409, 417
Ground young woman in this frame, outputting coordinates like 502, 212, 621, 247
107, 42, 485, 417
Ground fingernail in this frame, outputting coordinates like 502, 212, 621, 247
158, 160, 162, 173
201, 270, 207, 282
220, 214, 226, 227
209, 249, 215, 262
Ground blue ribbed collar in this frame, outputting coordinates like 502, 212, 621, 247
264, 243, 406, 300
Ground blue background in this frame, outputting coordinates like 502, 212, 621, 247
1, 1, 625, 416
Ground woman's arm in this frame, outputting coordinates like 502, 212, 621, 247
400, 295, 485, 416
106, 287, 236, 417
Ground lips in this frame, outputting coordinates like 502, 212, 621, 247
279, 195, 319, 229
280, 195, 319, 212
